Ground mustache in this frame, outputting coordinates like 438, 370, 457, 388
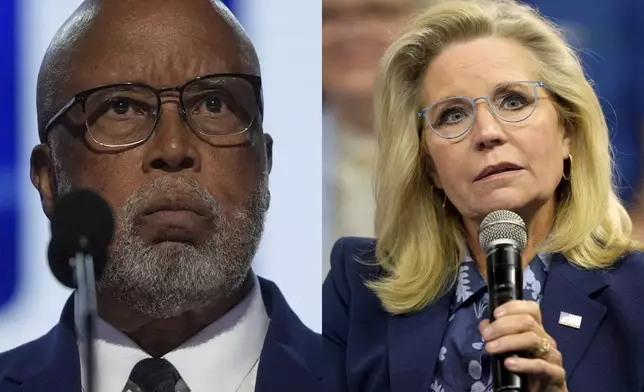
119, 176, 221, 227
97, 175, 269, 317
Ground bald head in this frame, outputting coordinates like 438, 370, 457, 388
37, 0, 260, 142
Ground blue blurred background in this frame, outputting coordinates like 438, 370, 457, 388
0, 0, 321, 351
0, 0, 17, 324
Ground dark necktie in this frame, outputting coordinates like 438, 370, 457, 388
125, 358, 190, 392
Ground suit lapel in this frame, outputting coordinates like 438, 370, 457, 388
540, 254, 608, 380
255, 278, 320, 392
256, 335, 319, 391
1, 295, 81, 392
0, 278, 322, 392
388, 289, 452, 392
386, 253, 610, 391
5, 279, 318, 392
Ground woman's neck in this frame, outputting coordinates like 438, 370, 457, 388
463, 196, 558, 281
628, 190, 644, 242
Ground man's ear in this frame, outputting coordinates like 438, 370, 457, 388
263, 133, 273, 175
31, 144, 56, 219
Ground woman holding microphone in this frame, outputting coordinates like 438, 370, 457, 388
323, 0, 644, 391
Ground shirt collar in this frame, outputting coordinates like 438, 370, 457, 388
451, 250, 551, 315
75, 275, 269, 392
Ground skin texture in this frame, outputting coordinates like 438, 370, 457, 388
30, 0, 273, 357
628, 183, 644, 241
421, 37, 570, 390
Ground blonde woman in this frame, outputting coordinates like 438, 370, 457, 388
322, 0, 644, 391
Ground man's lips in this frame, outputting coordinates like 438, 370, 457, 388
140, 196, 211, 218
144, 209, 205, 225
137, 196, 213, 243
138, 210, 212, 244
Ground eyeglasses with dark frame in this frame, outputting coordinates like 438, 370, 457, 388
41, 73, 263, 149
417, 80, 552, 140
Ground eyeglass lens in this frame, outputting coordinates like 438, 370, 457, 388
83, 76, 257, 147
425, 81, 538, 138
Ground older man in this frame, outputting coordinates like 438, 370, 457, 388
0, 1, 319, 391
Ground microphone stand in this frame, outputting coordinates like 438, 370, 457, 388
74, 236, 97, 392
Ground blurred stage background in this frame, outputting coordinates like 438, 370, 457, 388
0, 0, 322, 351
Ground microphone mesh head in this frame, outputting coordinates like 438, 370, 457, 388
478, 210, 527, 252
49, 189, 114, 288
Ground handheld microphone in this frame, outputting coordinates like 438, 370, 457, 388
478, 210, 528, 392
48, 189, 115, 392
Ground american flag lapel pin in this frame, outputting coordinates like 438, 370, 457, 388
558, 311, 582, 329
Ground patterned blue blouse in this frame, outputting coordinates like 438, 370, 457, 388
430, 253, 551, 392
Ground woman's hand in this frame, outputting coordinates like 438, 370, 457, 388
479, 300, 567, 392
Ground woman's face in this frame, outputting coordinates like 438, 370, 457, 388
421, 37, 570, 222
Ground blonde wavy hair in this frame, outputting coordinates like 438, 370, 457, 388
369, 0, 643, 315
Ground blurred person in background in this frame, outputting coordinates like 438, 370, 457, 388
324, 0, 644, 390
322, 0, 422, 275
0, 1, 319, 391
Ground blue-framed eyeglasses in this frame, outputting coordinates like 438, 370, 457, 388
417, 80, 551, 139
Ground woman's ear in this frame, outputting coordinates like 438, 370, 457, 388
562, 129, 572, 159
421, 144, 443, 189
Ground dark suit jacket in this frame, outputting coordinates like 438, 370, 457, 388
323, 237, 644, 391
0, 277, 320, 392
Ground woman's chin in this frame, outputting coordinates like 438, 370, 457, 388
468, 196, 531, 219
463, 195, 552, 226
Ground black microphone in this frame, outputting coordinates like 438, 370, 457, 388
478, 210, 528, 392
48, 189, 115, 392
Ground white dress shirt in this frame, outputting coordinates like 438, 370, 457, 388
75, 276, 269, 392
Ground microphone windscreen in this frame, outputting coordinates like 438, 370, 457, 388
478, 210, 527, 252
48, 189, 115, 288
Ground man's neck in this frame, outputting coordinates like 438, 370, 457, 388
96, 274, 254, 357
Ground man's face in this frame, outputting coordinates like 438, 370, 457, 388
34, 1, 272, 318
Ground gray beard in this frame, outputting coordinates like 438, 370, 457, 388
55, 172, 269, 318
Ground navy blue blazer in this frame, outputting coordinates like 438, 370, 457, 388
323, 237, 644, 392
0, 277, 320, 392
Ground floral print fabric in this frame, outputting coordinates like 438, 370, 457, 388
430, 253, 551, 391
